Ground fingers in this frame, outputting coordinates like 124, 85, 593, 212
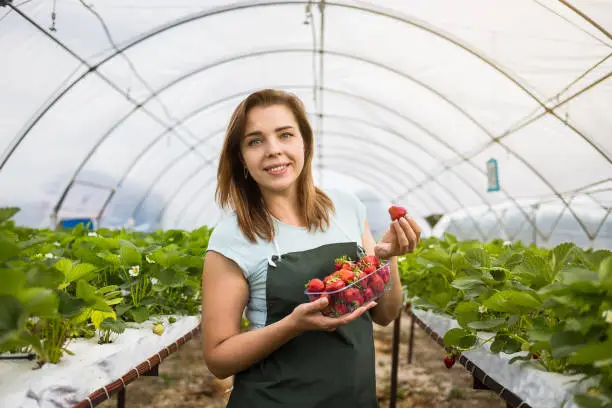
405, 216, 423, 242
392, 220, 412, 254
398, 217, 418, 252
331, 301, 377, 327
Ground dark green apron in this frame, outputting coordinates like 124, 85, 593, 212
227, 241, 379, 408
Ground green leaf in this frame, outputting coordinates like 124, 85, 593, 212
454, 301, 479, 328
120, 245, 142, 267
66, 263, 97, 283
569, 339, 612, 364
155, 267, 186, 287
91, 310, 116, 329
483, 291, 542, 313
18, 288, 58, 317
527, 328, 555, 342
512, 254, 552, 287
451, 277, 486, 291
550, 243, 575, 272
488, 267, 508, 282
99, 317, 126, 334
443, 328, 476, 348
25, 267, 64, 290
0, 268, 26, 294
551, 331, 586, 358
115, 303, 132, 317
573, 393, 611, 408
465, 248, 490, 268
130, 306, 149, 323
599, 256, 612, 282
57, 291, 86, 317
76, 280, 97, 301
468, 318, 507, 330
503, 338, 522, 354
54, 258, 73, 276
0, 207, 19, 223
561, 267, 599, 285
490, 335, 509, 354
0, 295, 26, 344
0, 239, 20, 262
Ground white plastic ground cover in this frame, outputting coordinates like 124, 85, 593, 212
413, 308, 592, 408
0, 315, 200, 408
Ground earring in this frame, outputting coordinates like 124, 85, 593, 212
244, 167, 248, 179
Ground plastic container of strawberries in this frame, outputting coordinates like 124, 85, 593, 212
304, 259, 393, 318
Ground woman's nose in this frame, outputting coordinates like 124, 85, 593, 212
264, 136, 282, 156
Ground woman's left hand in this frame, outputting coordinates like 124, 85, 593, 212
374, 215, 422, 259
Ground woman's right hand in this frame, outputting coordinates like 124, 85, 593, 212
287, 297, 377, 333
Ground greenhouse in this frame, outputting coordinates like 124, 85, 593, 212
1, 1, 610, 407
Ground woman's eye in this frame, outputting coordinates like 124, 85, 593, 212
247, 139, 262, 146
280, 132, 293, 138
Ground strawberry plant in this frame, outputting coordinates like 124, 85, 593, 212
400, 233, 612, 407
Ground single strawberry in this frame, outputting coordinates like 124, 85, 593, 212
443, 354, 456, 369
306, 278, 325, 293
326, 279, 346, 293
343, 288, 362, 303
338, 269, 356, 283
363, 265, 376, 276
388, 205, 407, 221
152, 323, 164, 336
334, 302, 349, 315
378, 266, 391, 283
369, 273, 385, 294
363, 287, 375, 302
359, 255, 381, 268
341, 262, 353, 271
532, 353, 540, 360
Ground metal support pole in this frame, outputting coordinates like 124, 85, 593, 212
117, 388, 125, 408
407, 312, 415, 364
389, 314, 401, 408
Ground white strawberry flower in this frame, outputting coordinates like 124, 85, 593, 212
150, 277, 159, 285
121, 289, 130, 297
398, 256, 406, 262
128, 265, 140, 277
53, 241, 61, 247
479, 305, 488, 314
88, 232, 98, 237
146, 255, 154, 264
603, 310, 612, 324
44, 253, 54, 259
502, 240, 512, 247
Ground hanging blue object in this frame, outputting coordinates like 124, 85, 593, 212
487, 158, 500, 192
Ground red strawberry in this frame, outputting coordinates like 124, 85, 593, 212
339, 269, 356, 283
388, 205, 407, 221
341, 262, 353, 271
532, 353, 540, 360
306, 278, 325, 293
334, 302, 349, 315
343, 288, 361, 303
363, 265, 376, 275
369, 274, 385, 294
378, 265, 391, 283
326, 279, 346, 292
443, 354, 456, 369
363, 287, 375, 302
334, 256, 350, 271
359, 255, 381, 268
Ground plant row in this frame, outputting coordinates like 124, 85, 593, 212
398, 233, 612, 408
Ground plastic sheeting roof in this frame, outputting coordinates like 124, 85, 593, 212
0, 1, 610, 245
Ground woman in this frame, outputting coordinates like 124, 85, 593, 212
201, 89, 421, 407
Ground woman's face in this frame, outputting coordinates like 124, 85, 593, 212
240, 104, 306, 196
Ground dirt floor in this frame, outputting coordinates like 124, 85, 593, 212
99, 312, 506, 408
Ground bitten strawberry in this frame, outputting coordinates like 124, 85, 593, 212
388, 205, 407, 221
443, 354, 456, 368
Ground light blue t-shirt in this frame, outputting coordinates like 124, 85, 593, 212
205, 188, 367, 329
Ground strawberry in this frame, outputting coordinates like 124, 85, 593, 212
443, 354, 456, 369
358, 255, 381, 268
306, 278, 325, 293
363, 287, 375, 302
326, 279, 346, 292
378, 266, 391, 283
152, 323, 164, 336
343, 288, 362, 304
369, 273, 385, 294
388, 205, 407, 221
362, 265, 376, 275
338, 269, 355, 283
341, 262, 353, 271
334, 302, 349, 315
532, 353, 540, 360
334, 256, 351, 271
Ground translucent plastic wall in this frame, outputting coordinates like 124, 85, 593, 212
0, 0, 610, 246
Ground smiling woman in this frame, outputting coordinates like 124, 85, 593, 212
200, 89, 422, 408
